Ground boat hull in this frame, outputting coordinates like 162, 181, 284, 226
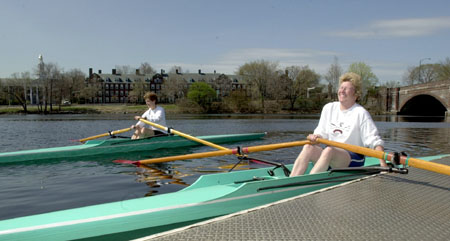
0, 133, 266, 164
2, 155, 447, 241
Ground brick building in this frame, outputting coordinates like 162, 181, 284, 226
86, 68, 248, 104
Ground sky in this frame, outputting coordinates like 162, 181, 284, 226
1, 0, 450, 84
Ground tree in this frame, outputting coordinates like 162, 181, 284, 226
128, 77, 147, 104
324, 56, 343, 99
237, 60, 278, 110
161, 75, 188, 103
297, 66, 321, 98
187, 82, 216, 111
211, 74, 232, 99
169, 65, 183, 74
65, 69, 86, 103
272, 66, 302, 110
115, 65, 133, 74
436, 58, 450, 81
4, 72, 32, 112
403, 63, 440, 85
347, 62, 378, 101
33, 62, 63, 113
139, 62, 156, 75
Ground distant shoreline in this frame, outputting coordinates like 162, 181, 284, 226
0, 103, 385, 116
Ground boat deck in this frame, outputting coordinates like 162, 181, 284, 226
137, 156, 450, 241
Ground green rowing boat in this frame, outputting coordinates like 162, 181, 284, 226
1, 154, 446, 241
0, 133, 265, 164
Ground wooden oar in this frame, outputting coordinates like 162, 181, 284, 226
138, 119, 228, 150
78, 127, 132, 143
316, 138, 450, 176
114, 140, 311, 166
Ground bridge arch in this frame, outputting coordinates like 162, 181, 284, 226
399, 94, 448, 116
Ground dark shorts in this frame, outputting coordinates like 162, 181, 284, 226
348, 151, 365, 167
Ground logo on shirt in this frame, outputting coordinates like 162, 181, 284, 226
330, 122, 350, 136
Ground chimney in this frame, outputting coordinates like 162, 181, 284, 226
161, 69, 165, 74
214, 70, 216, 74
89, 68, 93, 78
136, 69, 140, 75
176, 69, 179, 74
112, 69, 116, 75
98, 69, 102, 74
198, 69, 201, 74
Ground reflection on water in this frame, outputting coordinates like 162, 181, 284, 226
135, 165, 189, 197
0, 114, 449, 221
376, 115, 449, 123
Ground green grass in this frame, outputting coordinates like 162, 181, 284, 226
0, 104, 179, 115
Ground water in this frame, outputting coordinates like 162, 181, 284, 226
0, 114, 449, 221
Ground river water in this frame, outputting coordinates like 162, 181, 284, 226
0, 114, 449, 221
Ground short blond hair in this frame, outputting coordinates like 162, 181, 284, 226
339, 72, 361, 98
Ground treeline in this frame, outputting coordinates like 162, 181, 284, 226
1, 57, 449, 114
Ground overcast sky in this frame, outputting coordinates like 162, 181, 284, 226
1, 0, 449, 84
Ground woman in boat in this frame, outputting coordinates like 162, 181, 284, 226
290, 72, 386, 177
131, 92, 167, 139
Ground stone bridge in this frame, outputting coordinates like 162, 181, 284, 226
384, 80, 450, 117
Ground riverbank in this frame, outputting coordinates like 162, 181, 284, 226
0, 104, 180, 115
0, 101, 383, 115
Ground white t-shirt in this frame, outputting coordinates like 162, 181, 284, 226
136, 106, 167, 132
313, 102, 384, 149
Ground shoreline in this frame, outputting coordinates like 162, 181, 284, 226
0, 103, 324, 115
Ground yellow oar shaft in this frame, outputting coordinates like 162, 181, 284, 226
79, 128, 132, 143
139, 140, 310, 164
139, 119, 228, 150
403, 157, 450, 176
317, 138, 450, 176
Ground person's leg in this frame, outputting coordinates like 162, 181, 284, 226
140, 128, 154, 138
131, 127, 141, 139
309, 147, 351, 174
290, 144, 323, 177
131, 127, 154, 139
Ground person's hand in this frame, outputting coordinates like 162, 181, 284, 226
307, 134, 321, 144
375, 145, 388, 167
130, 125, 135, 130
134, 116, 141, 121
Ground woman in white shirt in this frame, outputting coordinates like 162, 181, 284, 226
131, 92, 167, 139
290, 72, 386, 176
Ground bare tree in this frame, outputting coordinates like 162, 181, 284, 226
128, 77, 147, 104
139, 62, 156, 75
437, 58, 450, 81
115, 65, 133, 74
161, 75, 188, 103
4, 72, 32, 112
238, 60, 278, 110
324, 56, 343, 99
270, 67, 302, 110
211, 74, 232, 99
403, 63, 440, 85
169, 65, 183, 74
65, 69, 86, 103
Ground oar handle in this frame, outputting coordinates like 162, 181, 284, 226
139, 119, 228, 150
79, 128, 132, 143
317, 138, 450, 176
